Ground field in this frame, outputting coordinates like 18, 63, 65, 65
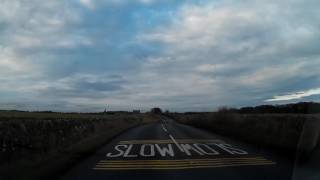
0, 111, 157, 179
168, 112, 320, 159
1, 110, 319, 179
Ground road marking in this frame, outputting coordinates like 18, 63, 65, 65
93, 157, 276, 170
169, 135, 184, 152
95, 162, 275, 168
161, 124, 168, 133
95, 162, 275, 167
93, 163, 275, 170
97, 159, 273, 166
118, 139, 224, 144
106, 141, 249, 157
99, 157, 268, 163
99, 157, 269, 163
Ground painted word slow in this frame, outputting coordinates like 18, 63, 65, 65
106, 142, 248, 158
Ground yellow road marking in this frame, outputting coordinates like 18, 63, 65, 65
99, 157, 268, 163
93, 157, 276, 170
96, 161, 274, 166
97, 159, 271, 164
93, 162, 276, 170
95, 161, 275, 167
118, 139, 224, 144
96, 159, 274, 166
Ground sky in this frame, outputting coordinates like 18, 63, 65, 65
0, 0, 319, 112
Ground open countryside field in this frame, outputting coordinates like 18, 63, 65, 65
1, 104, 320, 180
0, 111, 158, 179
169, 112, 320, 159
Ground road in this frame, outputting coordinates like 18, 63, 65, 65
61, 117, 294, 180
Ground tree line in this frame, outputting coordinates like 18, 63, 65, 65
218, 102, 320, 114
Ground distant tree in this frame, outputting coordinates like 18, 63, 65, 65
151, 107, 162, 114
238, 102, 320, 114
217, 106, 238, 113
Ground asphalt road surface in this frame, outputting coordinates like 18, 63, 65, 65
61, 117, 295, 180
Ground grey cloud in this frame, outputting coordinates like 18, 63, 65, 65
37, 74, 127, 99
133, 0, 320, 110
1, 0, 320, 112
74, 80, 126, 92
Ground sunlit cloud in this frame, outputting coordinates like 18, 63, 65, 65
265, 88, 320, 102
79, 0, 95, 9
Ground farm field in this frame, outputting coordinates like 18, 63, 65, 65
0, 111, 157, 179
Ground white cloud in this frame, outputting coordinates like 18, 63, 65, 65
0, 47, 23, 71
0, 1, 94, 106
0, 0, 320, 111
265, 88, 320, 102
134, 0, 320, 110
78, 0, 156, 9
1, 0, 84, 49
79, 0, 95, 9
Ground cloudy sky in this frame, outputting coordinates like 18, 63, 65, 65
0, 0, 319, 112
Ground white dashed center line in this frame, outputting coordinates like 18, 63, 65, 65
161, 124, 168, 132
169, 134, 184, 152
160, 118, 184, 152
